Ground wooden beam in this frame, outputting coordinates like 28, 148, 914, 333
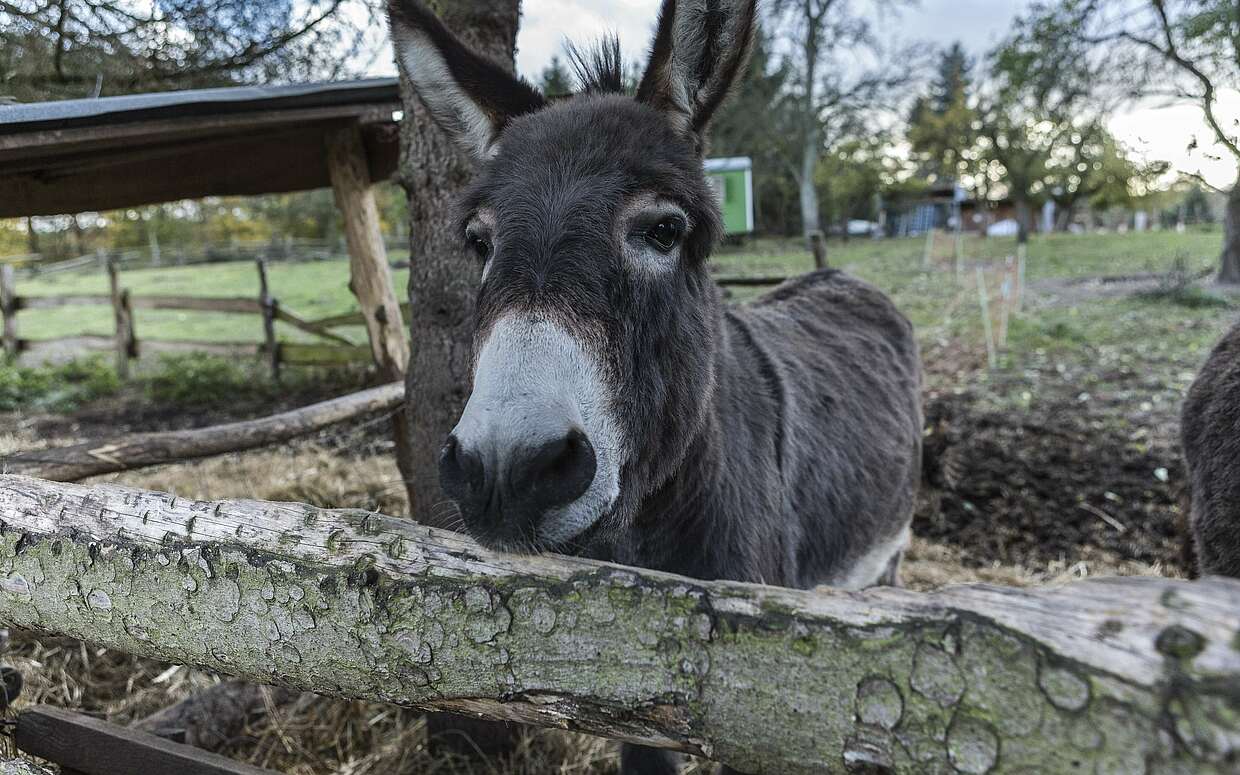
0, 476, 1237, 773
0, 121, 398, 219
1, 382, 403, 481
15, 706, 277, 775
325, 124, 409, 379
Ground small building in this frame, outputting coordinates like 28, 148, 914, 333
704, 157, 754, 236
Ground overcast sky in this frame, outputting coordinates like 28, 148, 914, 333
376, 0, 1237, 189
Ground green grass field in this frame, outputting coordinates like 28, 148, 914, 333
8, 228, 1233, 370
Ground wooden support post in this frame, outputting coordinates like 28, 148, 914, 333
326, 123, 412, 487
107, 257, 132, 379
324, 124, 409, 379
255, 259, 280, 382
0, 264, 17, 360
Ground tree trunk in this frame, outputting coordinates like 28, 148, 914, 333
395, 0, 523, 524
799, 144, 826, 268
1013, 197, 1032, 245
1, 475, 1239, 774
1219, 180, 1240, 285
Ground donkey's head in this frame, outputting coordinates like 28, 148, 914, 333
389, 0, 756, 551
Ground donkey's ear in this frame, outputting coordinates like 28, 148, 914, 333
636, 0, 758, 139
387, 0, 545, 160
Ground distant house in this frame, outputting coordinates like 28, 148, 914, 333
881, 181, 1029, 237
704, 157, 755, 236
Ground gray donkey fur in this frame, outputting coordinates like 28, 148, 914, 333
1183, 319, 1240, 578
388, 1, 923, 772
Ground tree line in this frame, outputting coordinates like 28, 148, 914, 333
1, 0, 1237, 281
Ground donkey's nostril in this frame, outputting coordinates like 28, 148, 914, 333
512, 428, 597, 510
439, 433, 486, 502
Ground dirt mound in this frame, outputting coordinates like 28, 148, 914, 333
917, 392, 1191, 575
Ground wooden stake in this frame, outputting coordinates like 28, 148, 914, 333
921, 227, 935, 268
1016, 245, 1027, 311
0, 264, 17, 360
976, 265, 997, 369
808, 230, 828, 270
256, 259, 280, 382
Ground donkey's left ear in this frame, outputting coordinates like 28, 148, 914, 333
387, 0, 545, 160
636, 0, 758, 140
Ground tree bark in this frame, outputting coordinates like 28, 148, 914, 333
395, 0, 523, 524
1219, 179, 1240, 285
0, 382, 404, 481
1, 475, 1238, 774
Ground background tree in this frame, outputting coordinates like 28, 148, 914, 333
907, 42, 979, 186
768, 0, 920, 265
0, 0, 372, 101
974, 4, 1116, 242
539, 54, 573, 98
1070, 0, 1240, 281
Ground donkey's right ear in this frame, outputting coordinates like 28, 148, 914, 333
387, 0, 545, 160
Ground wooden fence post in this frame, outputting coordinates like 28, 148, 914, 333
0, 264, 17, 360
255, 259, 280, 382
808, 230, 828, 269
107, 257, 133, 379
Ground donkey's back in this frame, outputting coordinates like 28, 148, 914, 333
727, 268, 923, 589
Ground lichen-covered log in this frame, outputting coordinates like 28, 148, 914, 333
0, 475, 1237, 774
0, 383, 404, 482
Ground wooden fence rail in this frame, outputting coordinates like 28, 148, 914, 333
0, 475, 1236, 773
0, 256, 378, 375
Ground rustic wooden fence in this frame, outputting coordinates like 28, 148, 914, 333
0, 257, 398, 377
0, 475, 1236, 773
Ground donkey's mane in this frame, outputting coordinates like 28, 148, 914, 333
565, 36, 629, 95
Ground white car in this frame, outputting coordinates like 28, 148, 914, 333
987, 218, 1020, 237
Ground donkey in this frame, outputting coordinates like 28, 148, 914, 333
388, 0, 923, 771
1182, 319, 1240, 578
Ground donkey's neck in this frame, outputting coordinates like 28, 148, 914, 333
622, 307, 790, 584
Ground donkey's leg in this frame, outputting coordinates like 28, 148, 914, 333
620, 743, 682, 775
876, 548, 904, 587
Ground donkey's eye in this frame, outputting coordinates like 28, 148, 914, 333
466, 234, 492, 262
645, 217, 685, 253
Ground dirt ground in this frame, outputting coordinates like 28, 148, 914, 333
0, 284, 1215, 773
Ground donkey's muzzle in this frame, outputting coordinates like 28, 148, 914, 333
439, 427, 597, 548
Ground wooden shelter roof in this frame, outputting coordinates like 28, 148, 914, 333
0, 79, 402, 218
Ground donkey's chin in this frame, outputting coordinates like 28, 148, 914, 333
464, 492, 619, 555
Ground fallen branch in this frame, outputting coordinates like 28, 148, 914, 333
0, 383, 404, 481
0, 476, 1236, 773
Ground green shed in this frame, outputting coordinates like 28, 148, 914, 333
704, 156, 754, 235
